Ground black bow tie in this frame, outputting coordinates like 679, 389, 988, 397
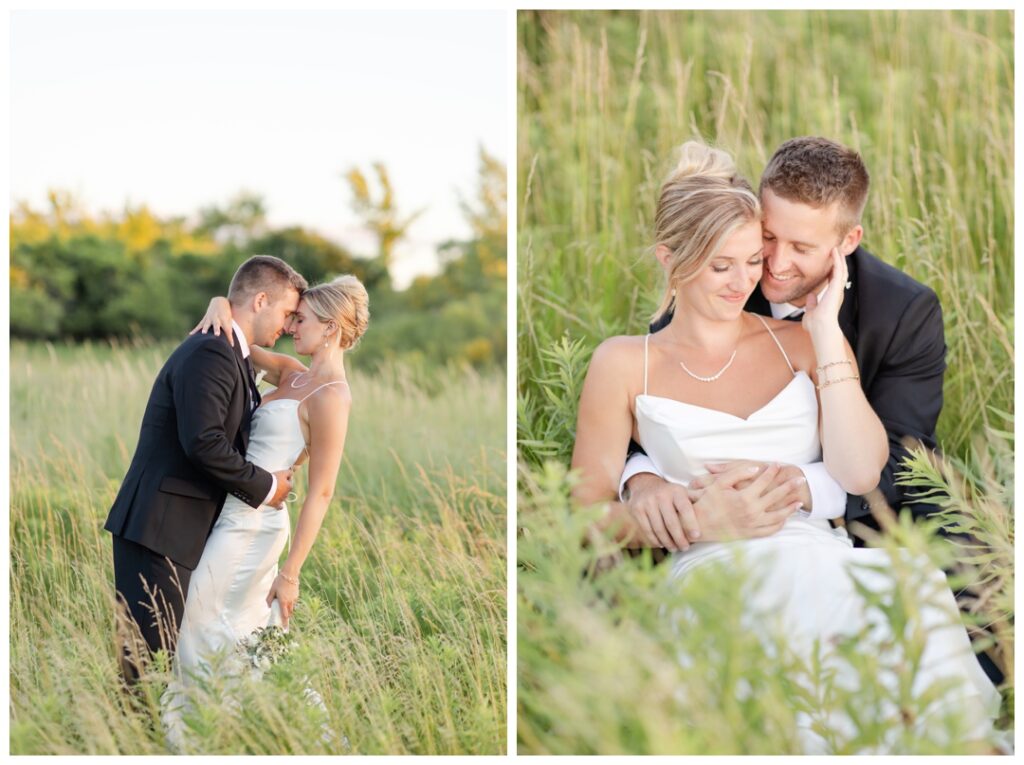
783, 312, 803, 322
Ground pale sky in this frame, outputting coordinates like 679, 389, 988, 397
10, 10, 507, 288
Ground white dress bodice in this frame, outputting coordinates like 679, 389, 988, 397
248, 398, 309, 470
222, 397, 307, 513
636, 370, 819, 483
635, 324, 849, 573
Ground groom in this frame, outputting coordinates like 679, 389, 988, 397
104, 254, 306, 683
622, 136, 946, 546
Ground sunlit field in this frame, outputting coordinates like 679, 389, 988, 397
517, 9, 1012, 755
11, 341, 506, 755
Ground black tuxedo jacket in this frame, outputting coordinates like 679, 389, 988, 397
648, 245, 946, 531
104, 332, 274, 570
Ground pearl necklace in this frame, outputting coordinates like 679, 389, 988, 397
670, 317, 742, 383
678, 351, 737, 382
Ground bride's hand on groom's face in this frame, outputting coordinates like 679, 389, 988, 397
800, 247, 847, 336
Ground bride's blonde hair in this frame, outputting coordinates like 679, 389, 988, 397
651, 141, 761, 321
301, 274, 370, 350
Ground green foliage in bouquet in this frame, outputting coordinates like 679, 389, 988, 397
237, 625, 299, 672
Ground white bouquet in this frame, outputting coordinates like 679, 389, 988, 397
236, 600, 297, 671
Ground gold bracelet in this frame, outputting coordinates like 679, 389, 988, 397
278, 570, 299, 585
816, 374, 860, 391
815, 360, 852, 375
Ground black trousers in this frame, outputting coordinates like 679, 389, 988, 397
112, 535, 191, 683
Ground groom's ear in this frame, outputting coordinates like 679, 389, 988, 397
252, 291, 269, 312
840, 225, 863, 256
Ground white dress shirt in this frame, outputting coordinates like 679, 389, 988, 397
768, 283, 830, 320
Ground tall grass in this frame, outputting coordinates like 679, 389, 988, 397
517, 10, 1012, 754
10, 341, 506, 755
518, 9, 1012, 456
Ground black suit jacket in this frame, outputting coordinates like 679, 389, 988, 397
647, 245, 946, 532
104, 332, 274, 569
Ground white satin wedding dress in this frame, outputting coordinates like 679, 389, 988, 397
635, 317, 1000, 752
162, 381, 345, 750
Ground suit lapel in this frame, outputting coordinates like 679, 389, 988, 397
229, 339, 253, 449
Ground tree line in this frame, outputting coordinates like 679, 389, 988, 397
10, 149, 506, 369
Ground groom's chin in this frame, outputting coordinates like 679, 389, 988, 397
760, 282, 799, 305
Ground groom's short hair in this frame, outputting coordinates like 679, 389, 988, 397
228, 255, 308, 306
759, 137, 869, 236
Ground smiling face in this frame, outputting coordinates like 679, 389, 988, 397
674, 219, 765, 319
760, 189, 861, 307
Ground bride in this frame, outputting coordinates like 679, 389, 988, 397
570, 142, 1000, 752
162, 274, 369, 748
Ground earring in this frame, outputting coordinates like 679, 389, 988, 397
671, 287, 677, 297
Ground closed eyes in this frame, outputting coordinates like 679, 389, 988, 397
711, 257, 764, 273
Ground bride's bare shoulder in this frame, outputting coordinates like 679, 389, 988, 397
589, 334, 646, 367
582, 336, 646, 393
576, 336, 646, 403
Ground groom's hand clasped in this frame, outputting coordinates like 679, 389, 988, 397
687, 463, 805, 541
691, 461, 809, 538
621, 473, 700, 550
624, 461, 808, 549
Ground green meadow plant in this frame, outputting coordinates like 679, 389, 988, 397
10, 342, 506, 755
518, 464, 998, 754
517, 9, 1012, 754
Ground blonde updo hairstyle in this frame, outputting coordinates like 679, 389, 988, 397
652, 141, 761, 321
301, 274, 370, 350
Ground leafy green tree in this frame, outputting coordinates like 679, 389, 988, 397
344, 163, 424, 285
249, 227, 381, 290
196, 191, 269, 245
9, 149, 508, 369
